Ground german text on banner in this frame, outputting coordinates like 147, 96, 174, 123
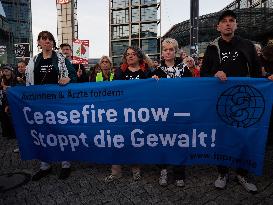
7, 78, 273, 175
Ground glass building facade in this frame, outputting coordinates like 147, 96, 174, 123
56, 0, 78, 48
109, 0, 161, 66
0, 3, 13, 65
1, 0, 32, 63
164, 0, 273, 55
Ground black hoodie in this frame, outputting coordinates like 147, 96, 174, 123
201, 36, 261, 77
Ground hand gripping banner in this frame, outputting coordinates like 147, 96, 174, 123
7, 78, 273, 175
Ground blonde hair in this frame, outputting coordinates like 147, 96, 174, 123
254, 43, 261, 51
162, 38, 179, 53
99, 55, 113, 68
144, 54, 154, 68
183, 56, 195, 66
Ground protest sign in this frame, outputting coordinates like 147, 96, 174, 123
72, 39, 89, 64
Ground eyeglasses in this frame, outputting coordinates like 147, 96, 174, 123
101, 60, 109, 63
126, 52, 137, 57
41, 36, 53, 41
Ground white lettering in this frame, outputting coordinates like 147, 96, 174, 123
131, 129, 144, 147
147, 134, 158, 147
31, 129, 40, 145
45, 111, 56, 124
94, 130, 106, 147
57, 111, 68, 124
34, 112, 43, 124
70, 110, 80, 124
151, 108, 169, 122
113, 135, 124, 148
138, 108, 150, 122
124, 108, 136, 122
68, 135, 80, 151
177, 134, 189, 147
159, 134, 177, 146
23, 107, 34, 124
198, 132, 207, 147
47, 134, 58, 146
82, 105, 90, 123
58, 135, 69, 151
30, 130, 89, 151
106, 109, 117, 122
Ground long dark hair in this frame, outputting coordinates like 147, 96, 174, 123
89, 64, 101, 82
37, 31, 57, 50
1, 66, 16, 86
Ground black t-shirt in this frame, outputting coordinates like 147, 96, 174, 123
219, 38, 249, 77
34, 57, 58, 85
122, 69, 148, 80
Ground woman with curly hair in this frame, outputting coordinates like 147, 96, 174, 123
104, 46, 155, 182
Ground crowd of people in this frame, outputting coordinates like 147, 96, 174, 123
0, 10, 273, 194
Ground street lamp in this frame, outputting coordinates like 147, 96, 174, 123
190, 0, 199, 58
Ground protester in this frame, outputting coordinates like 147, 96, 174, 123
261, 43, 273, 79
144, 54, 155, 68
94, 55, 114, 82
153, 59, 160, 68
153, 40, 191, 79
60, 43, 89, 82
16, 60, 27, 85
13, 60, 27, 152
111, 66, 118, 76
89, 63, 101, 82
179, 49, 188, 63
152, 38, 191, 187
197, 53, 204, 70
254, 43, 262, 57
104, 46, 155, 182
201, 10, 264, 193
184, 56, 200, 77
0, 65, 16, 139
260, 43, 273, 142
26, 31, 76, 181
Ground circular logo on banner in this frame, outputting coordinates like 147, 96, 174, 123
217, 85, 265, 128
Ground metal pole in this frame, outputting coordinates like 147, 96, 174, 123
190, 0, 199, 58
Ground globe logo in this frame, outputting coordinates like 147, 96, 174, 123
216, 85, 265, 128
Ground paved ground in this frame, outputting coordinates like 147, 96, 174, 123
1, 136, 273, 205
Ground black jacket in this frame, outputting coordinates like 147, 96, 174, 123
201, 36, 261, 77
